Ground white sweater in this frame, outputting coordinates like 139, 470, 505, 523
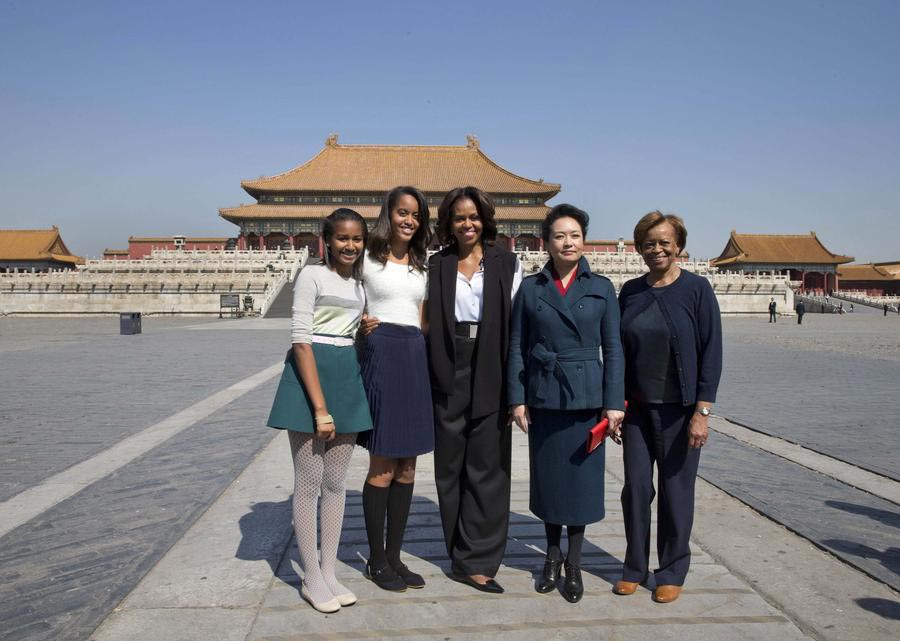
362, 252, 427, 328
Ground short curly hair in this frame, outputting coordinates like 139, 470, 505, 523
633, 210, 687, 252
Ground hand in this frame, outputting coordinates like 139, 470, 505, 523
315, 414, 336, 441
602, 408, 625, 445
688, 412, 709, 448
358, 314, 380, 337
510, 405, 530, 433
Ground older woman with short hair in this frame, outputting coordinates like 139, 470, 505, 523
615, 211, 722, 603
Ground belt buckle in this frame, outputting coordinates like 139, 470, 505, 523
468, 324, 478, 339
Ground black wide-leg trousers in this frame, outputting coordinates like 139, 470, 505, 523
433, 334, 512, 577
620, 402, 700, 586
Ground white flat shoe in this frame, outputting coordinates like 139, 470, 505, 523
333, 589, 357, 606
300, 584, 341, 613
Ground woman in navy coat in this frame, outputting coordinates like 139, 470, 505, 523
508, 204, 625, 603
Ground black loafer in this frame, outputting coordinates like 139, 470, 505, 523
562, 561, 583, 603
391, 562, 425, 589
450, 573, 504, 594
535, 557, 562, 593
365, 562, 407, 592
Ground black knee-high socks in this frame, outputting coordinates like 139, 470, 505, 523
386, 481, 414, 566
544, 522, 586, 564
363, 482, 389, 568
363, 480, 414, 569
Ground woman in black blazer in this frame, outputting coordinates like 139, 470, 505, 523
426, 186, 521, 594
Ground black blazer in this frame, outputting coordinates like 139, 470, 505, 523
426, 244, 518, 419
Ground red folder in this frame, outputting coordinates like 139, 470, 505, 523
586, 417, 609, 454
586, 401, 628, 454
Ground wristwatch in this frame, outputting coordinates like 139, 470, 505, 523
696, 407, 711, 417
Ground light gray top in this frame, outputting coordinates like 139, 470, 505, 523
291, 264, 366, 344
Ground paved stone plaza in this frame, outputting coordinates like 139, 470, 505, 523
0, 312, 898, 641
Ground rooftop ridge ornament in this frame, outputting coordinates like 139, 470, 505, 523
466, 134, 479, 149
325, 133, 339, 147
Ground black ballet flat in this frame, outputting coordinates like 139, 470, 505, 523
365, 562, 407, 592
391, 561, 426, 589
561, 561, 583, 603
450, 572, 505, 594
535, 557, 562, 594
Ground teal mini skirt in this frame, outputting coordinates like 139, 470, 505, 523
267, 343, 373, 434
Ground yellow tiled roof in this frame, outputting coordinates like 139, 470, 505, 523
219, 203, 550, 223
712, 231, 853, 266
838, 263, 899, 282
0, 227, 84, 264
240, 136, 560, 197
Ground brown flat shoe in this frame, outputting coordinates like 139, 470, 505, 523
653, 584, 682, 603
613, 580, 639, 595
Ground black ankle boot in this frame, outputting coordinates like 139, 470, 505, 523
535, 557, 562, 593
562, 560, 583, 603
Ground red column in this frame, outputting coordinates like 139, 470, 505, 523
538, 237, 544, 251
288, 235, 295, 250
237, 235, 246, 250
509, 235, 516, 251
317, 235, 325, 258
258, 234, 266, 250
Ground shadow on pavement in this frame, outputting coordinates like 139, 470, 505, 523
235, 498, 294, 588
825, 500, 900, 530
854, 597, 900, 620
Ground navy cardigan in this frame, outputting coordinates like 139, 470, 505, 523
618, 270, 722, 406
507, 258, 625, 411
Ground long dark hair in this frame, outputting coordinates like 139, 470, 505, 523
367, 186, 432, 272
321, 208, 368, 281
436, 186, 498, 247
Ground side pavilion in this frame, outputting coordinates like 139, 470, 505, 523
711, 231, 853, 293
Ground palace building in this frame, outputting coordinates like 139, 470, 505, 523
218, 135, 560, 255
711, 231, 853, 292
0, 227, 84, 272
837, 262, 900, 296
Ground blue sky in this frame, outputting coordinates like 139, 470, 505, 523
1, 0, 898, 262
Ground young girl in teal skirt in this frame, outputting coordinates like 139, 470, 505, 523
267, 209, 373, 614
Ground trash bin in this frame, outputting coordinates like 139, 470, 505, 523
120, 312, 142, 335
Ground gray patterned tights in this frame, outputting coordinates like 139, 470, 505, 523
289, 431, 355, 604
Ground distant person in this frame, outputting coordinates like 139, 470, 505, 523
885, 303, 889, 316
839, 302, 844, 314
768, 297, 777, 323
616, 211, 722, 604
796, 300, 806, 325
850, 304, 854, 313
266, 209, 372, 613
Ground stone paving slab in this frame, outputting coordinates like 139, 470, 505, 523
699, 431, 900, 591
93, 431, 814, 641
0, 384, 279, 641
0, 317, 289, 502
717, 315, 900, 481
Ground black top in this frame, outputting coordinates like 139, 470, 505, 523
622, 297, 682, 403
619, 270, 723, 406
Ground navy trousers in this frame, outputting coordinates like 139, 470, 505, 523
620, 402, 700, 586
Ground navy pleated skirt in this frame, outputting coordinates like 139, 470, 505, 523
528, 407, 606, 525
358, 323, 435, 458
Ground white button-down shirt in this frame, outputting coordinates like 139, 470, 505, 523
455, 258, 524, 322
